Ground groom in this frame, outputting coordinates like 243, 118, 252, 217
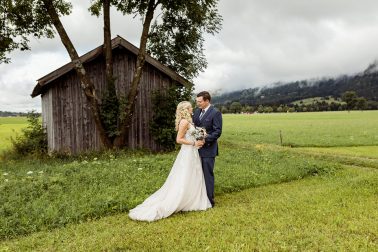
193, 91, 222, 207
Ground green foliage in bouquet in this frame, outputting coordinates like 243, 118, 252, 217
150, 84, 192, 151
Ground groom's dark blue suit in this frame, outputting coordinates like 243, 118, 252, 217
193, 105, 222, 206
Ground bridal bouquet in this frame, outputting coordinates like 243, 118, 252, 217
192, 126, 207, 140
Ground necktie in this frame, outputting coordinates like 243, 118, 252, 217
199, 109, 205, 120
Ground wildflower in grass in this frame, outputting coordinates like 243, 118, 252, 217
27, 171, 33, 175
3, 172, 8, 176
138, 168, 143, 171
38, 171, 44, 174
93, 157, 98, 161
255, 144, 263, 149
4, 179, 9, 182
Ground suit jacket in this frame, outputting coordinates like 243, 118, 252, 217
193, 105, 222, 157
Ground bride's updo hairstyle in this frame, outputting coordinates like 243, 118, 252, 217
175, 101, 193, 131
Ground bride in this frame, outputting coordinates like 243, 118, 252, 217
128, 101, 212, 222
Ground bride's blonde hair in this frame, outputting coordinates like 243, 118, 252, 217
175, 101, 193, 131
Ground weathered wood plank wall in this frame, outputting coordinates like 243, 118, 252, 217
41, 47, 173, 154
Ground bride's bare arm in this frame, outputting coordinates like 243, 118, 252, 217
176, 119, 195, 146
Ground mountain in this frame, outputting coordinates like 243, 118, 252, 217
212, 63, 378, 106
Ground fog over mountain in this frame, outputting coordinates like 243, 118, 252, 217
212, 62, 378, 106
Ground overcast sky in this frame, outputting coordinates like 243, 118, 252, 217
1, 0, 378, 112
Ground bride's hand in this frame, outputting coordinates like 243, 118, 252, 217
194, 140, 204, 148
198, 140, 205, 147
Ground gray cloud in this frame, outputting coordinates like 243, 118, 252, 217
195, 0, 378, 93
2, 0, 378, 111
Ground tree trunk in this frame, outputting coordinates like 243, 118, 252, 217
103, 0, 112, 83
42, 0, 112, 148
113, 0, 157, 147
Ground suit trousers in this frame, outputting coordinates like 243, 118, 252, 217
200, 157, 215, 206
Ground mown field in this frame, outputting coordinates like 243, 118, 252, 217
0, 117, 27, 152
1, 111, 377, 251
222, 111, 378, 147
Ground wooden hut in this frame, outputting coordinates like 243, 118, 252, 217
31, 35, 191, 154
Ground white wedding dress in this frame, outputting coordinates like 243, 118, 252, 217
129, 124, 212, 222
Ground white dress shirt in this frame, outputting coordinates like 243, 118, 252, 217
201, 104, 211, 115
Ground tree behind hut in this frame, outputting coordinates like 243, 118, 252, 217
1, 0, 222, 150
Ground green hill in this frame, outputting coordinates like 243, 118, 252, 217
291, 96, 346, 106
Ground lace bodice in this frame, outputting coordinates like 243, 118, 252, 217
185, 124, 196, 141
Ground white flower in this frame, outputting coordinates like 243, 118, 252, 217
138, 168, 143, 171
3, 172, 8, 176
93, 157, 98, 161
191, 126, 207, 140
27, 171, 33, 175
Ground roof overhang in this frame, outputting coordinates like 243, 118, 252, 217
31, 35, 192, 98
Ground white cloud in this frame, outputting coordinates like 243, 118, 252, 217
0, 52, 69, 112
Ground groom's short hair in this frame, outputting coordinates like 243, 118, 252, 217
197, 91, 211, 102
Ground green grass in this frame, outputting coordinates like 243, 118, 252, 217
222, 111, 378, 147
288, 146, 378, 170
0, 145, 336, 239
297, 146, 378, 159
0, 117, 27, 152
1, 167, 377, 251
1, 111, 377, 250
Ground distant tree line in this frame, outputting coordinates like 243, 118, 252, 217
215, 91, 378, 114
0, 111, 33, 117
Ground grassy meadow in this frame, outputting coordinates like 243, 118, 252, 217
1, 111, 378, 251
222, 110, 378, 147
2, 167, 376, 251
0, 117, 27, 152
291, 96, 346, 105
